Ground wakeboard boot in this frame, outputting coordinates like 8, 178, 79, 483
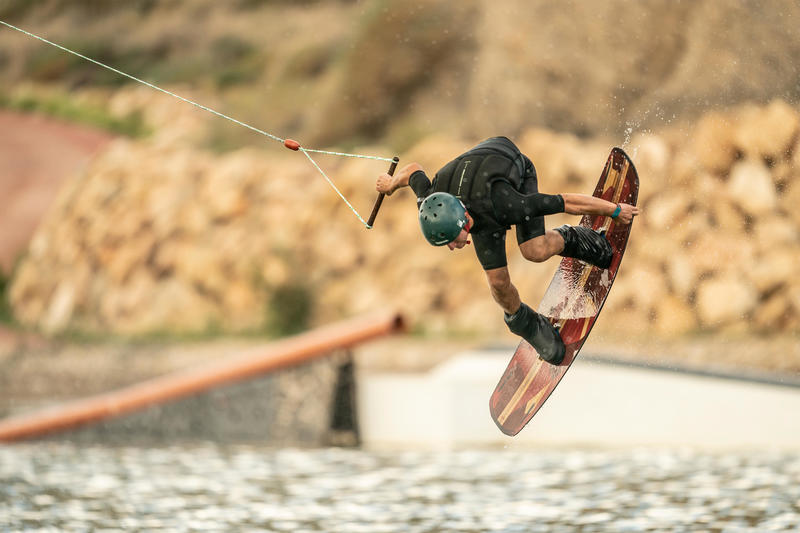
554, 224, 613, 269
504, 303, 566, 365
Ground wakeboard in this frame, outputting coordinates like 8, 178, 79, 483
489, 147, 639, 436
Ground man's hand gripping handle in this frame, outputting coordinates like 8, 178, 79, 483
367, 156, 400, 228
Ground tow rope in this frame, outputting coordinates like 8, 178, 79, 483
0, 19, 398, 228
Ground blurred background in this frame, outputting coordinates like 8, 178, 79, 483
1, 1, 799, 531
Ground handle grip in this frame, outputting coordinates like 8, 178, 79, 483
367, 156, 399, 228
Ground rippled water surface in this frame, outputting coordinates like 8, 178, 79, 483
1, 444, 799, 532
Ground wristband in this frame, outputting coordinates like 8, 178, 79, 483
611, 204, 622, 219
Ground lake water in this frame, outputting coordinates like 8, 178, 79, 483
1, 443, 799, 532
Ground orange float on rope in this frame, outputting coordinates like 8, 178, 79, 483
284, 138, 301, 151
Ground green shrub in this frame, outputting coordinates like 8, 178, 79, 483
266, 282, 313, 336
209, 35, 263, 88
235, 0, 329, 8
0, 91, 149, 137
0, 268, 12, 324
0, 0, 157, 19
24, 37, 164, 87
0, 0, 47, 19
283, 43, 333, 80
312, 0, 477, 145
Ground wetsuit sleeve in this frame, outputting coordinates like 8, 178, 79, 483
409, 170, 432, 198
409, 169, 433, 207
491, 181, 565, 223
536, 193, 565, 216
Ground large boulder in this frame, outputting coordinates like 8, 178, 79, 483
747, 250, 797, 295
693, 111, 739, 173
644, 193, 691, 231
780, 180, 800, 227
653, 295, 696, 337
696, 275, 758, 326
664, 255, 696, 299
734, 100, 800, 161
727, 159, 778, 216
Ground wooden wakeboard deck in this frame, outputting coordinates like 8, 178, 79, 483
489, 147, 640, 436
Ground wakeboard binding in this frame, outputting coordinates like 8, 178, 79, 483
504, 303, 566, 365
555, 224, 613, 269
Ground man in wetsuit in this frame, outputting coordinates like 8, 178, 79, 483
375, 136, 638, 365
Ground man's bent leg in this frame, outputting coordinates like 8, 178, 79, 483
518, 230, 565, 263
485, 268, 565, 365
484, 267, 521, 315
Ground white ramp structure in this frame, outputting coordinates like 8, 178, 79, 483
358, 351, 800, 450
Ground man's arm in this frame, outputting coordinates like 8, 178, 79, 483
562, 193, 639, 224
376, 163, 424, 196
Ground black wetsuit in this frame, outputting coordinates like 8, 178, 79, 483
409, 136, 565, 270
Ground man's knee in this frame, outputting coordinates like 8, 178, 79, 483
520, 232, 562, 263
520, 240, 550, 263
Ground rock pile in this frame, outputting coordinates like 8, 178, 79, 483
608, 99, 800, 336
9, 98, 800, 339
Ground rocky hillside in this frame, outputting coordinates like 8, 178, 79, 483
3, 1, 800, 340
7, 90, 800, 339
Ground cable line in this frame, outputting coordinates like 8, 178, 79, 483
0, 19, 392, 227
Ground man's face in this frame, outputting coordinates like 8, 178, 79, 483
447, 229, 470, 250
446, 212, 472, 251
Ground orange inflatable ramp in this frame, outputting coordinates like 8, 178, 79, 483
0, 311, 405, 442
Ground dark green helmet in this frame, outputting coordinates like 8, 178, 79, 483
419, 192, 468, 246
